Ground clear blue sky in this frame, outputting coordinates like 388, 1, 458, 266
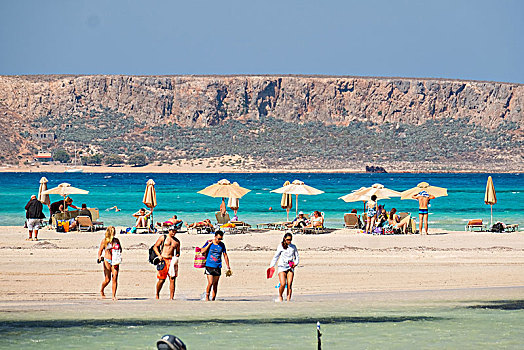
1, 0, 522, 83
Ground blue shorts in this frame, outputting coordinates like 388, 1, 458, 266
419, 208, 429, 215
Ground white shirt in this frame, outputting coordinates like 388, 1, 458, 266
270, 243, 299, 270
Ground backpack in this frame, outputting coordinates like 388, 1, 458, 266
491, 223, 504, 233
148, 235, 166, 265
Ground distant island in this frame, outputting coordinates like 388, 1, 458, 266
0, 75, 522, 172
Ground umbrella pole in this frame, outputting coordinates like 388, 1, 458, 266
490, 205, 493, 228
286, 208, 289, 222
295, 194, 298, 217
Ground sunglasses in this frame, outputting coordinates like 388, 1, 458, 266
217, 237, 223, 241
285, 238, 292, 242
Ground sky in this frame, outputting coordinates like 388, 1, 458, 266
0, 0, 522, 83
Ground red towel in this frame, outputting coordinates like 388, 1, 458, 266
266, 267, 275, 279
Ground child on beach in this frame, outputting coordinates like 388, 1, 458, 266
269, 232, 299, 302
97, 226, 122, 300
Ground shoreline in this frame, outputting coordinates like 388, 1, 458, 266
1, 163, 522, 174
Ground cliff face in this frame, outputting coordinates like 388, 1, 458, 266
0, 75, 522, 129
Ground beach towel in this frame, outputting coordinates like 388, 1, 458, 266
168, 256, 178, 276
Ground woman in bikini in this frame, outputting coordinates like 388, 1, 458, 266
365, 195, 378, 234
387, 208, 408, 234
97, 226, 122, 300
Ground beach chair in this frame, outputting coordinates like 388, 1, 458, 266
465, 219, 487, 232
215, 211, 230, 226
303, 212, 326, 234
230, 221, 251, 233
135, 216, 153, 233
159, 220, 184, 233
505, 224, 519, 232
76, 216, 95, 232
343, 213, 360, 229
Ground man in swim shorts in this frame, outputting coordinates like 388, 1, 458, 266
412, 191, 435, 235
153, 228, 180, 300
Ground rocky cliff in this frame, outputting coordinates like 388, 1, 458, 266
0, 75, 522, 128
0, 75, 522, 169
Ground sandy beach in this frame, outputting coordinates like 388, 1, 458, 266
1, 160, 521, 173
1, 226, 523, 306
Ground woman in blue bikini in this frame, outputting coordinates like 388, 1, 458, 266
365, 195, 378, 234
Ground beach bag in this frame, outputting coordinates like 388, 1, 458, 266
373, 227, 383, 234
148, 235, 166, 265
491, 223, 504, 233
56, 219, 70, 233
194, 247, 206, 268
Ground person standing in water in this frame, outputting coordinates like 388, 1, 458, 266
412, 190, 435, 235
200, 230, 231, 301
153, 228, 181, 300
97, 226, 122, 300
269, 232, 299, 302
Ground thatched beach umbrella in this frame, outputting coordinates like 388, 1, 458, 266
280, 181, 293, 221
199, 179, 251, 218
37, 177, 50, 207
484, 176, 497, 227
351, 183, 401, 199
271, 180, 324, 217
143, 179, 157, 224
198, 179, 251, 199
42, 182, 89, 209
339, 188, 390, 212
400, 182, 448, 200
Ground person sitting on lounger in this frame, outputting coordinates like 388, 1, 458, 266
387, 208, 408, 233
156, 214, 183, 227
288, 212, 308, 228
305, 211, 323, 228
186, 218, 213, 229
377, 206, 388, 227
133, 208, 151, 228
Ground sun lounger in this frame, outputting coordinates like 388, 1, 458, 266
344, 213, 360, 229
76, 216, 95, 232
505, 224, 519, 232
465, 219, 487, 232
215, 211, 230, 226
230, 221, 251, 233
256, 222, 291, 230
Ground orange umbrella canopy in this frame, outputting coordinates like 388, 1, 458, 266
143, 179, 157, 210
484, 176, 497, 205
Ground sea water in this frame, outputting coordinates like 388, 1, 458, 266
1, 172, 522, 231
1, 297, 523, 349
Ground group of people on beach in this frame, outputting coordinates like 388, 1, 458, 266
96, 226, 299, 302
363, 191, 435, 235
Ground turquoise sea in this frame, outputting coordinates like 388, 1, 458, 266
1, 172, 522, 231
1, 295, 523, 349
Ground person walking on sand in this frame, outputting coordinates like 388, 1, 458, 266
153, 228, 180, 300
200, 230, 231, 301
412, 190, 435, 235
25, 195, 45, 241
269, 232, 299, 302
365, 195, 378, 234
97, 226, 122, 300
